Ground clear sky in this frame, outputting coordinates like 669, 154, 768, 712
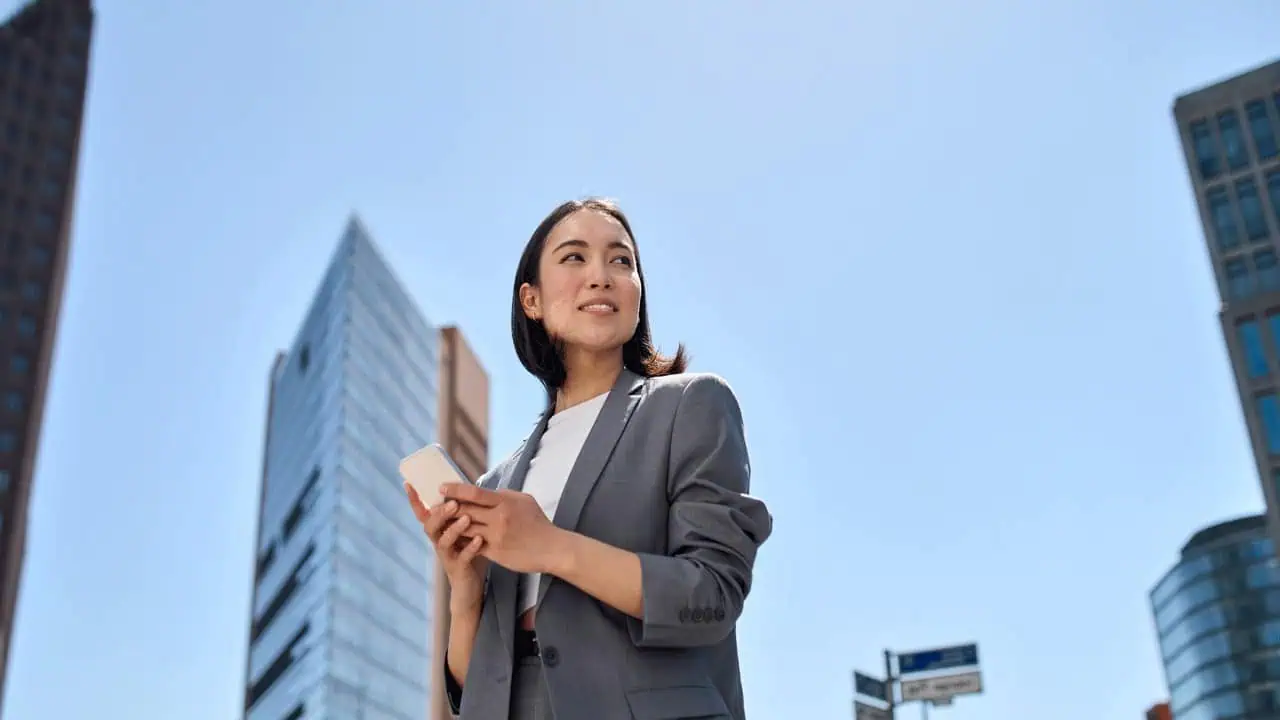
4, 1, 1280, 718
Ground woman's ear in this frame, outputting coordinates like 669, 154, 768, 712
519, 282, 541, 320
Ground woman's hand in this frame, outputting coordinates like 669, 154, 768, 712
438, 483, 565, 575
405, 483, 489, 614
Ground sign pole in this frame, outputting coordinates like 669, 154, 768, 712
883, 649, 895, 720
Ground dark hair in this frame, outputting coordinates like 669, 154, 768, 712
511, 197, 688, 398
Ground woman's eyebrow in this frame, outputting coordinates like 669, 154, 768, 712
550, 238, 633, 253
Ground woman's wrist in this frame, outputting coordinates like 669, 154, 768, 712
449, 595, 483, 621
540, 526, 580, 578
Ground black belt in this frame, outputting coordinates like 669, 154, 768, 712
515, 628, 540, 659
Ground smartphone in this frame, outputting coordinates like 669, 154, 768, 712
399, 444, 473, 508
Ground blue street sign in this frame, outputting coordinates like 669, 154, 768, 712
854, 671, 888, 701
896, 643, 979, 675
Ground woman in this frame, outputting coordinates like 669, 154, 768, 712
405, 198, 773, 720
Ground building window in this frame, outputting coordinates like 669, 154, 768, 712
1267, 312, 1280, 361
1209, 187, 1241, 250
1237, 178, 1271, 241
1227, 259, 1252, 299
29, 246, 50, 265
1259, 393, 1280, 454
0, 471, 8, 494
69, 19, 90, 42
1220, 110, 1250, 171
1268, 171, 1280, 227
0, 433, 16, 453
1257, 250, 1280, 291
10, 356, 28, 376
51, 112, 72, 136
21, 282, 41, 302
17, 315, 36, 338
299, 344, 310, 374
1248, 100, 1279, 160
1238, 319, 1269, 378
45, 146, 66, 169
1192, 120, 1221, 180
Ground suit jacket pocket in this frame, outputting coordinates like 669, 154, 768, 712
625, 684, 731, 719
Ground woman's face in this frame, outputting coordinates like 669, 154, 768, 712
520, 209, 642, 356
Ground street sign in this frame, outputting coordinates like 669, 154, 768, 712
855, 701, 892, 720
896, 643, 979, 675
900, 671, 983, 702
854, 671, 889, 702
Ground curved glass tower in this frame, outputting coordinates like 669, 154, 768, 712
243, 217, 442, 720
1151, 514, 1280, 719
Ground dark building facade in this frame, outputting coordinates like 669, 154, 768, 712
0, 0, 92, 710
1151, 515, 1280, 719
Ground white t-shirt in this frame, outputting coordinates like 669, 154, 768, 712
517, 391, 608, 615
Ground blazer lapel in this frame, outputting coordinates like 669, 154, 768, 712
537, 370, 644, 605
501, 409, 551, 493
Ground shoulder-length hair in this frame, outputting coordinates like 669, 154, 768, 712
511, 197, 688, 398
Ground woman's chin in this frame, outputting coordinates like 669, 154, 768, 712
562, 335, 627, 357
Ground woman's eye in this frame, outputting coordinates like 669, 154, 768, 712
561, 252, 584, 262
611, 256, 633, 266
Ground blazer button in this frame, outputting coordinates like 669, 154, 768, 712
714, 608, 726, 621
691, 608, 704, 622
542, 645, 560, 667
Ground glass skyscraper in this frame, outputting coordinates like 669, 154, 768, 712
1151, 515, 1280, 719
243, 216, 447, 720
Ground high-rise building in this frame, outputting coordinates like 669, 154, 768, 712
428, 326, 489, 720
1150, 515, 1280, 718
1174, 61, 1280, 535
1144, 701, 1171, 720
0, 0, 92, 709
242, 216, 489, 720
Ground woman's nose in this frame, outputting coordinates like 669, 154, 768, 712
587, 263, 613, 288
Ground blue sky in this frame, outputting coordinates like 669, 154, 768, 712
4, 1, 1280, 718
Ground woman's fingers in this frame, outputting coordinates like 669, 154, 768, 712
437, 512, 471, 551
423, 500, 459, 538
456, 534, 484, 564
404, 483, 429, 524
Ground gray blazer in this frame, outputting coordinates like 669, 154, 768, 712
445, 369, 773, 719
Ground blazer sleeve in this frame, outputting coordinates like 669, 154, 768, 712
628, 373, 773, 648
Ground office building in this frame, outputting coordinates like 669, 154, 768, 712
242, 216, 489, 720
428, 326, 489, 720
1150, 515, 1280, 718
1145, 701, 1171, 720
0, 0, 92, 710
1174, 61, 1280, 537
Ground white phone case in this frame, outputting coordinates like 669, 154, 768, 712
399, 444, 472, 508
